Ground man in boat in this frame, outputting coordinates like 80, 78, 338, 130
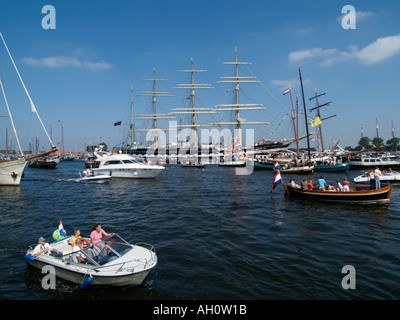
32, 237, 62, 258
72, 238, 88, 263
317, 176, 327, 190
374, 167, 382, 189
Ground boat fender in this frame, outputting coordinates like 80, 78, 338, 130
80, 276, 93, 290
24, 254, 35, 261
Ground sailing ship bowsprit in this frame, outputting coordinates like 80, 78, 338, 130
0, 33, 57, 186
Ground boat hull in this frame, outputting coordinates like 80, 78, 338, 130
284, 184, 392, 204
0, 159, 27, 186
314, 163, 350, 172
93, 167, 164, 179
27, 259, 152, 286
275, 166, 314, 174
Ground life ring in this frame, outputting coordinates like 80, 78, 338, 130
11, 172, 17, 179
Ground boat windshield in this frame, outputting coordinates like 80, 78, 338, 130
103, 234, 133, 256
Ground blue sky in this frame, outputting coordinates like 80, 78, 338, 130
0, 0, 399, 152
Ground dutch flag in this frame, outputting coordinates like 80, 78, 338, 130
282, 88, 290, 95
271, 170, 282, 192
59, 220, 66, 236
273, 161, 280, 170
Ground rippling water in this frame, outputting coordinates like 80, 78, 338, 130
0, 161, 399, 300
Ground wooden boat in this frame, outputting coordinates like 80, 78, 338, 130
274, 165, 314, 174
314, 163, 350, 172
28, 157, 58, 169
283, 183, 392, 204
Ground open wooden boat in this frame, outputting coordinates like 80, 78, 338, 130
283, 184, 392, 204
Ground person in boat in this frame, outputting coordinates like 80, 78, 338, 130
289, 179, 300, 189
69, 228, 82, 246
301, 179, 308, 190
342, 178, 350, 192
317, 176, 327, 190
368, 169, 375, 190
72, 238, 88, 263
32, 237, 62, 258
328, 183, 336, 191
90, 223, 115, 258
307, 180, 314, 190
336, 179, 343, 191
374, 167, 382, 189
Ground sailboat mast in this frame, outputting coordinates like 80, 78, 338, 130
215, 48, 268, 147
130, 86, 134, 147
234, 48, 242, 144
136, 68, 175, 148
0, 79, 23, 156
299, 66, 311, 161
173, 57, 215, 148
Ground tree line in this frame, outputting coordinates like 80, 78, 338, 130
345, 137, 400, 151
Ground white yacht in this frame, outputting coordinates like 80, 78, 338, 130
349, 153, 400, 169
91, 151, 165, 179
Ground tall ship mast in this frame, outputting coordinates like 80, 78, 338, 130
172, 57, 217, 148
135, 68, 175, 148
213, 48, 269, 146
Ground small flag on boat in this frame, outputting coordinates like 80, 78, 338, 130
271, 170, 282, 192
273, 161, 279, 170
114, 121, 122, 126
283, 88, 290, 95
310, 117, 322, 127
311, 135, 316, 141
58, 220, 66, 236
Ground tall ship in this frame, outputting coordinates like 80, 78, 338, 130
213, 48, 269, 166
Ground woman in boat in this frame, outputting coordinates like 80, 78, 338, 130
368, 169, 375, 190
90, 223, 114, 245
342, 178, 350, 192
336, 179, 343, 191
90, 223, 115, 258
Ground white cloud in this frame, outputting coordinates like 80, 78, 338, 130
288, 48, 338, 63
22, 55, 111, 71
355, 34, 400, 65
271, 78, 311, 90
288, 34, 400, 66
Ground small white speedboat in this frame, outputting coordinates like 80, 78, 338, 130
353, 170, 400, 184
78, 170, 111, 183
25, 234, 157, 288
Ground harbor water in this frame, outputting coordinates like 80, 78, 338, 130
0, 160, 399, 300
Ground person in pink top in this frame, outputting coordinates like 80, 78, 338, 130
90, 223, 115, 258
90, 222, 114, 244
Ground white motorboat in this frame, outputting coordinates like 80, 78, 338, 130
91, 151, 165, 179
353, 170, 400, 184
25, 234, 157, 287
349, 153, 400, 169
78, 169, 111, 183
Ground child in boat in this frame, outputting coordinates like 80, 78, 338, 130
69, 228, 83, 246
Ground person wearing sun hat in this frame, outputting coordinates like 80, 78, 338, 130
32, 236, 62, 258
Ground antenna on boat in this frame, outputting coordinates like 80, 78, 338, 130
0, 32, 55, 148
